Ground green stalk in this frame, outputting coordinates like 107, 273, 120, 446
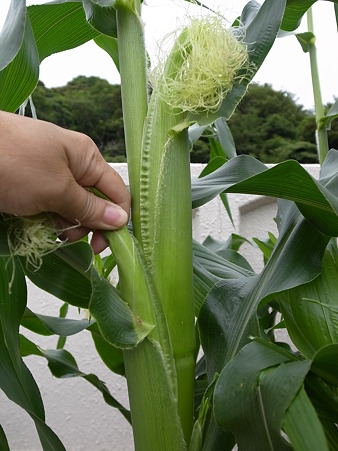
307, 8, 329, 165
140, 32, 196, 443
116, 1, 148, 240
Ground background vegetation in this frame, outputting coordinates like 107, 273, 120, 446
28, 75, 337, 164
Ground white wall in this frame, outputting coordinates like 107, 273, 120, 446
0, 163, 320, 450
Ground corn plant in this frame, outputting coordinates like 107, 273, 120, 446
1, 0, 338, 450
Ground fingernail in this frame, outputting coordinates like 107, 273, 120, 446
103, 205, 128, 228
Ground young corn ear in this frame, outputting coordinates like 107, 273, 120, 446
139, 29, 197, 444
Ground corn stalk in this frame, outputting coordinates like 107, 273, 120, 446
306, 8, 329, 165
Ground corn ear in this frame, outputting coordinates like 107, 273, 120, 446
139, 31, 196, 442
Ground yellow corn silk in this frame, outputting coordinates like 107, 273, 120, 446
6, 214, 63, 270
153, 15, 252, 115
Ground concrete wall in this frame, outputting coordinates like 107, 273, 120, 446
0, 163, 320, 450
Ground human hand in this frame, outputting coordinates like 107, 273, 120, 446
0, 111, 130, 253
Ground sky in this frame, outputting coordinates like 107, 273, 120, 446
0, 0, 337, 110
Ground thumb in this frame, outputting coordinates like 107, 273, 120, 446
56, 182, 129, 230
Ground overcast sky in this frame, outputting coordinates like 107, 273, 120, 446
0, 0, 337, 109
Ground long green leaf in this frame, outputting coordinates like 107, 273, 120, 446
82, 0, 117, 36
192, 150, 338, 237
305, 373, 338, 424
19, 335, 131, 423
311, 344, 338, 386
0, 426, 10, 451
88, 322, 124, 375
282, 0, 338, 32
90, 270, 154, 349
198, 200, 329, 380
214, 118, 237, 160
319, 99, 338, 130
94, 34, 119, 70
0, 1, 104, 111
0, 9, 39, 112
24, 238, 153, 349
284, 386, 329, 451
282, 0, 316, 31
15, 227, 153, 351
28, 2, 99, 61
23, 241, 93, 309
21, 307, 93, 337
0, 257, 65, 450
279, 242, 338, 359
214, 340, 311, 451
0, 0, 26, 71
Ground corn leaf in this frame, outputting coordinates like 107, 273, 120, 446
321, 422, 338, 450
0, 257, 66, 450
21, 308, 93, 337
23, 241, 93, 309
193, 240, 255, 315
94, 34, 119, 70
282, 0, 338, 32
284, 386, 329, 451
282, 0, 316, 31
198, 199, 330, 380
279, 242, 338, 359
319, 99, 338, 130
82, 0, 117, 36
0, 1, 103, 111
296, 31, 315, 53
0, 426, 10, 451
192, 150, 338, 237
193, 240, 253, 280
203, 234, 251, 253
23, 240, 153, 349
28, 2, 99, 61
305, 373, 338, 424
214, 118, 237, 160
88, 322, 124, 375
19, 334, 131, 423
89, 271, 154, 349
0, 8, 39, 112
214, 340, 312, 451
311, 344, 338, 386
0, 0, 26, 71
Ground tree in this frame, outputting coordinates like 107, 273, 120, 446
28, 78, 319, 164
225, 83, 318, 163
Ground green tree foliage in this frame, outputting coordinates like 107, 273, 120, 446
29, 77, 335, 164
226, 83, 318, 163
